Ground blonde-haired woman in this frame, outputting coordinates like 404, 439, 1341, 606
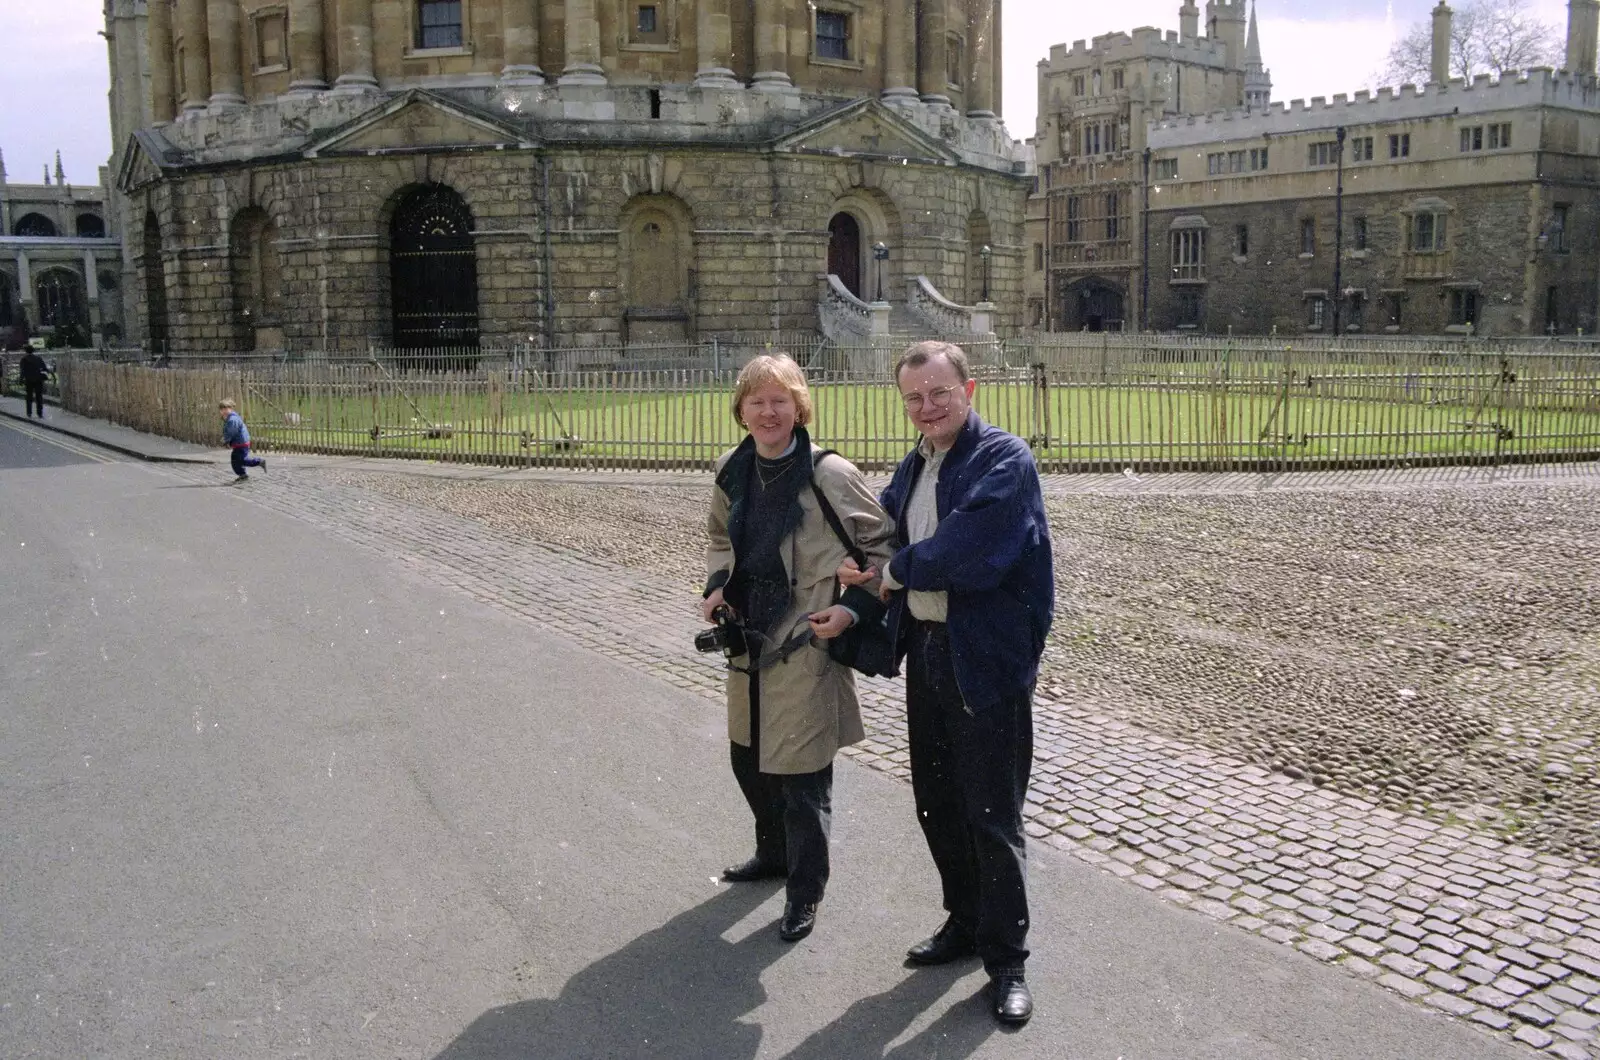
703, 353, 895, 942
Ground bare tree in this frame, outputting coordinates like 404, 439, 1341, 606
1378, 0, 1563, 85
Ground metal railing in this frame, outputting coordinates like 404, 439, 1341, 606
46, 336, 1600, 473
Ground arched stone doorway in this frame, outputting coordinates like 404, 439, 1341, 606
36, 268, 89, 344
827, 212, 863, 298
966, 211, 993, 305
389, 184, 479, 351
1061, 277, 1126, 332
619, 194, 694, 343
142, 212, 170, 352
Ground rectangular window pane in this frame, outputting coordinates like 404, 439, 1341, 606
637, 5, 657, 33
817, 12, 849, 59
419, 0, 462, 48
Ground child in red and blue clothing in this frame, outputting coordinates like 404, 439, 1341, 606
219, 399, 266, 481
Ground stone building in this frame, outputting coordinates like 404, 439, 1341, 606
0, 151, 128, 347
1024, 1, 1270, 331
1030, 1, 1600, 338
109, 0, 1028, 353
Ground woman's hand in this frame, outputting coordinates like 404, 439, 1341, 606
702, 587, 730, 624
807, 605, 855, 640
836, 557, 877, 587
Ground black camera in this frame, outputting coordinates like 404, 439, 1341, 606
695, 605, 749, 658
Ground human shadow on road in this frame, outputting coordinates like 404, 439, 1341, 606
431, 883, 785, 1060
779, 965, 998, 1060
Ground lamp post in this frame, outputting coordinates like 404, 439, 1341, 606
979, 243, 992, 302
872, 241, 889, 303
1332, 125, 1347, 335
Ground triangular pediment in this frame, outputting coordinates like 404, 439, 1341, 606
304, 90, 535, 157
117, 130, 181, 192
773, 100, 958, 164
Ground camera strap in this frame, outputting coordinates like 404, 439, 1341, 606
726, 625, 817, 675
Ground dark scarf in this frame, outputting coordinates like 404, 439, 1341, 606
716, 426, 816, 635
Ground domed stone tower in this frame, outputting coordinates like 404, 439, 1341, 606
115, 0, 1025, 351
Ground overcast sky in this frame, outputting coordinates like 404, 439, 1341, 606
0, 0, 1575, 188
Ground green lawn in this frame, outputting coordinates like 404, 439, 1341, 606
242, 376, 1600, 468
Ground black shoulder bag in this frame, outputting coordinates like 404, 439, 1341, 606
810, 455, 899, 679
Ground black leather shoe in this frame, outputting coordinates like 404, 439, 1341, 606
779, 902, 818, 942
991, 974, 1033, 1026
722, 856, 786, 882
905, 917, 978, 965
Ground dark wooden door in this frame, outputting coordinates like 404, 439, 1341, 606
827, 213, 862, 297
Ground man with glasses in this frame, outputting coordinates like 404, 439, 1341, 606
840, 340, 1054, 1025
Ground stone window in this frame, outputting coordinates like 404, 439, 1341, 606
636, 4, 657, 34
1306, 293, 1326, 330
945, 34, 964, 87
0, 272, 16, 327
1352, 216, 1368, 252
1459, 124, 1509, 152
1448, 288, 1479, 328
1389, 133, 1410, 159
1235, 224, 1248, 257
1065, 197, 1083, 243
1300, 218, 1316, 256
1033, 243, 1043, 271
1307, 140, 1340, 167
1073, 74, 1085, 96
1153, 158, 1178, 180
1409, 212, 1446, 253
36, 269, 88, 338
76, 214, 106, 238
1104, 192, 1123, 241
1488, 122, 1512, 149
13, 213, 57, 238
627, 1, 675, 48
1170, 225, 1206, 282
1350, 136, 1373, 162
1546, 286, 1559, 332
1550, 204, 1569, 253
175, 43, 187, 97
230, 207, 283, 348
815, 10, 850, 60
416, 0, 464, 50
1249, 146, 1269, 171
253, 9, 289, 72
1112, 68, 1124, 90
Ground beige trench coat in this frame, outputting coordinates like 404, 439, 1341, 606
706, 444, 897, 775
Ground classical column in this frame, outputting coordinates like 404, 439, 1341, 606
918, 0, 950, 106
333, 0, 378, 90
882, 0, 917, 101
559, 0, 606, 84
966, 0, 995, 119
502, 0, 544, 81
693, 0, 738, 87
751, 0, 790, 91
286, 0, 328, 93
148, 0, 177, 123
206, 0, 246, 108
177, 0, 211, 113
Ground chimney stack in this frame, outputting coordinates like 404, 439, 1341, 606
1431, 2, 1453, 83
1568, 0, 1599, 75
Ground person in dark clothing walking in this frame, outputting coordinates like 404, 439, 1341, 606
839, 340, 1055, 1026
219, 399, 266, 480
19, 348, 49, 418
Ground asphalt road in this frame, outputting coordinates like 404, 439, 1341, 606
0, 442, 1523, 1059
0, 415, 120, 469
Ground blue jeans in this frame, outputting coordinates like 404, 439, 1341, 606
230, 446, 263, 476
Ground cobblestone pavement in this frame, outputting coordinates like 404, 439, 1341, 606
165, 457, 1600, 1057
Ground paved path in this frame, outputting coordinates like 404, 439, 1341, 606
9, 402, 1600, 1055
0, 414, 1525, 1059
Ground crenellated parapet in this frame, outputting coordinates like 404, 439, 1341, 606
1147, 68, 1600, 149
1044, 26, 1232, 74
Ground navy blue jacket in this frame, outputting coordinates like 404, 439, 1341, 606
881, 411, 1054, 712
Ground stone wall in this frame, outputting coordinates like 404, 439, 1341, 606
130, 143, 1026, 351
1145, 180, 1600, 336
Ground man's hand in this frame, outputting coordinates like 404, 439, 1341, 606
807, 605, 855, 640
836, 557, 877, 587
702, 587, 730, 624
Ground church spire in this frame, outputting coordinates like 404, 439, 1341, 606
55, 150, 66, 185
1243, 0, 1273, 107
